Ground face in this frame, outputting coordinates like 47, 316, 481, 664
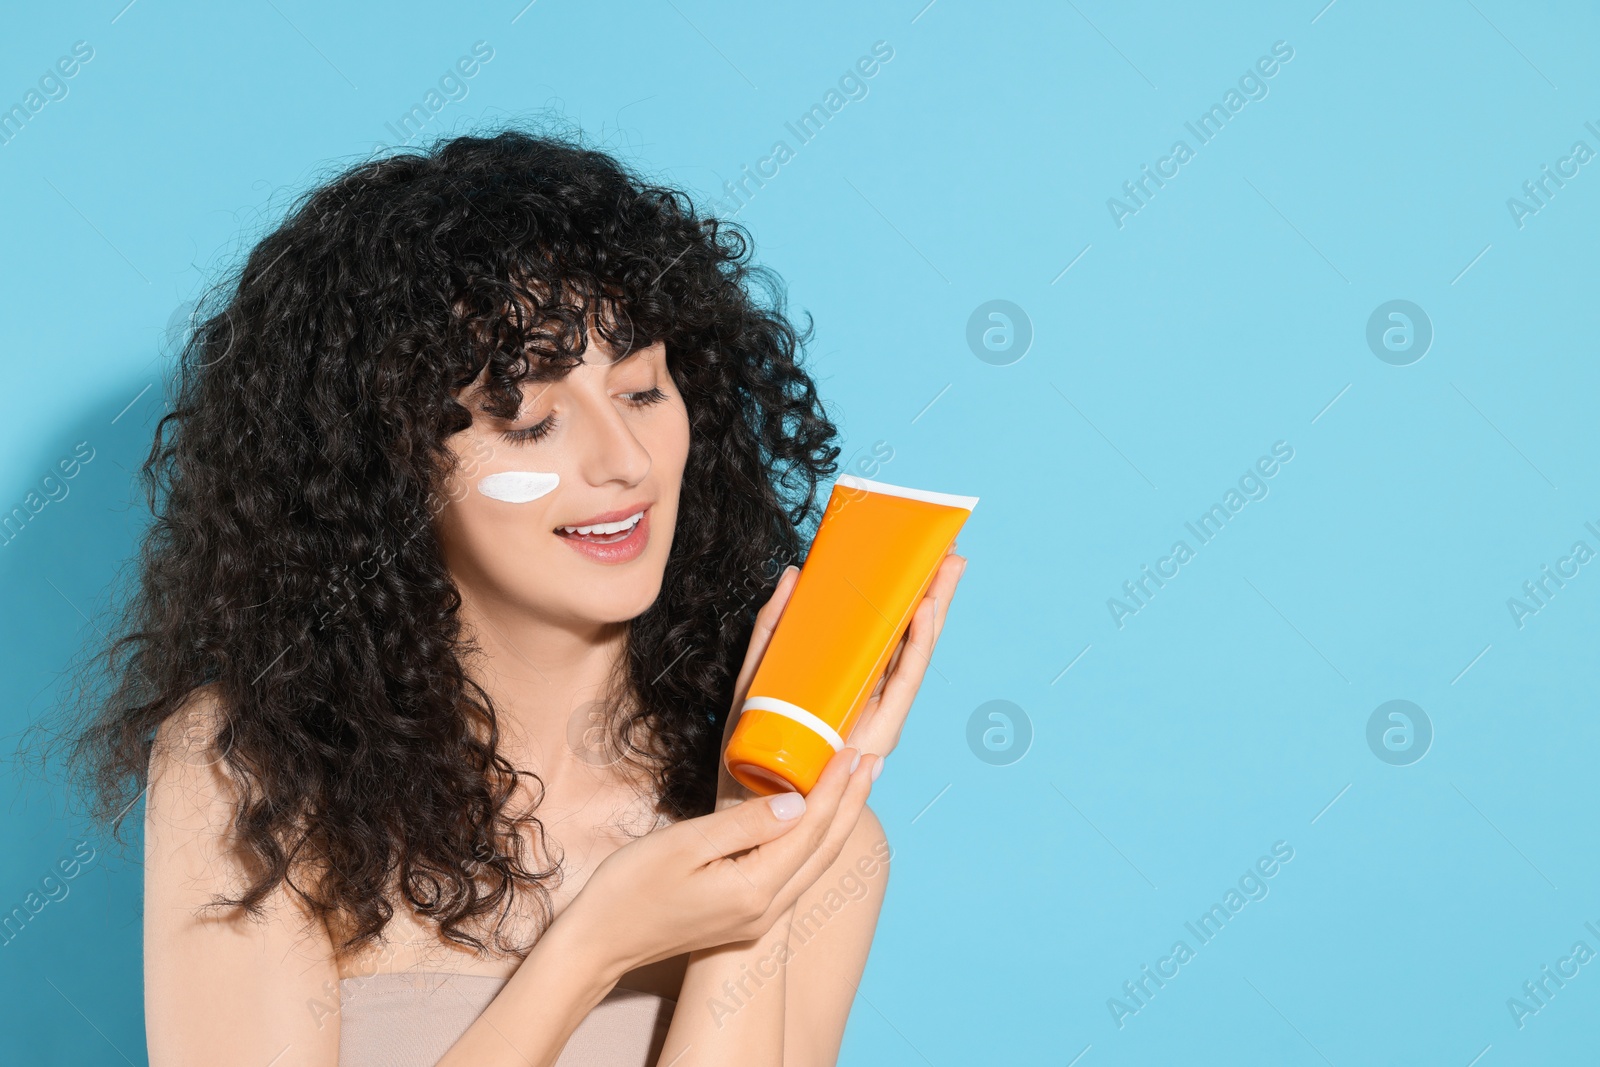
434, 328, 691, 628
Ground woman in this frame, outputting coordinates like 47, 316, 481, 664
69, 125, 965, 1066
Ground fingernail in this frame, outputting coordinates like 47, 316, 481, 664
870, 755, 884, 782
958, 557, 968, 578
769, 792, 806, 819
849, 751, 861, 774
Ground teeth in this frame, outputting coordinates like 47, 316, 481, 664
559, 511, 644, 537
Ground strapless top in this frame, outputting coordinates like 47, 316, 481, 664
337, 971, 676, 1066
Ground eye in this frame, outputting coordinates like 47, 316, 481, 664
504, 414, 556, 444
625, 386, 668, 407
503, 387, 664, 444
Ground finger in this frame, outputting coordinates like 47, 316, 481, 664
929, 553, 966, 642
914, 552, 965, 652
731, 564, 800, 700
770, 752, 878, 909
899, 595, 938, 678
865, 555, 964, 706
862, 602, 930, 722
741, 564, 799, 670
854, 602, 933, 749
889, 558, 961, 681
684, 781, 811, 865
874, 628, 911, 698
874, 597, 938, 724
728, 746, 858, 885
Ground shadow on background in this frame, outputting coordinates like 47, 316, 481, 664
3, 366, 174, 1066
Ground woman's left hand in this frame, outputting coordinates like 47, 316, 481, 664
714, 547, 968, 806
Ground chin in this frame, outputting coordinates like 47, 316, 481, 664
552, 569, 667, 626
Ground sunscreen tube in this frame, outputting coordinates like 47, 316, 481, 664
724, 475, 978, 796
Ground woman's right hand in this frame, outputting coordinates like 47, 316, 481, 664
562, 743, 878, 978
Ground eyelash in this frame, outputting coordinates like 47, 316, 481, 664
504, 386, 669, 444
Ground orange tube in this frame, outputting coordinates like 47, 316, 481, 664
724, 475, 978, 796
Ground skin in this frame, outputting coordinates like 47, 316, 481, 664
660, 550, 965, 1066
143, 320, 967, 1066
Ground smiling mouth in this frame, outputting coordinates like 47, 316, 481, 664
555, 510, 646, 544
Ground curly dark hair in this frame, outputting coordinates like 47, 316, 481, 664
59, 123, 841, 959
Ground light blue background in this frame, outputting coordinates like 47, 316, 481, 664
3, 1, 1597, 1063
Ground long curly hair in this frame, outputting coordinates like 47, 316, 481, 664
59, 123, 841, 959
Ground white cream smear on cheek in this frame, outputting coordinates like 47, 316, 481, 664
476, 470, 560, 503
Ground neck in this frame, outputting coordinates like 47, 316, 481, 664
455, 589, 633, 792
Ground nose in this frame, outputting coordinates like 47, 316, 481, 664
572, 387, 652, 489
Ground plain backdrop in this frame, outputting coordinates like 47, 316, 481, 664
2, 1, 1597, 1064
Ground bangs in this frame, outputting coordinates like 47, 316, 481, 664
450, 274, 660, 422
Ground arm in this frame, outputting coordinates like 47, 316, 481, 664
432, 912, 625, 1067
656, 551, 934, 1066
655, 899, 798, 1065
652, 804, 889, 1066
144, 690, 628, 1067
654, 802, 888, 1067
781, 804, 890, 1066
144, 693, 343, 1066
768, 553, 962, 1063
447, 752, 875, 1066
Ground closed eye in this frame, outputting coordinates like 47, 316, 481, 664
503, 387, 668, 444
504, 415, 556, 444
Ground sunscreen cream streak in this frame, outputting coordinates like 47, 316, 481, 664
476, 470, 559, 504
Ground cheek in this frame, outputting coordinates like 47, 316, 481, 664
662, 402, 692, 476
437, 440, 560, 548
439, 488, 563, 588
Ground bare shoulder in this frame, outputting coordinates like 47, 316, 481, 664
146, 684, 251, 854
852, 802, 890, 865
145, 682, 328, 917
146, 683, 291, 908
801, 802, 890, 921
150, 684, 232, 777
144, 683, 341, 1065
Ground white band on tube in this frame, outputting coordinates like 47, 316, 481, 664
833, 474, 978, 511
740, 696, 845, 751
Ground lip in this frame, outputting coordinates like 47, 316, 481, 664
555, 503, 654, 530
555, 504, 651, 565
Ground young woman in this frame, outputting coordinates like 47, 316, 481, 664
67, 127, 966, 1066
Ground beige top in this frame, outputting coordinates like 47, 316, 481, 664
337, 971, 676, 1066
